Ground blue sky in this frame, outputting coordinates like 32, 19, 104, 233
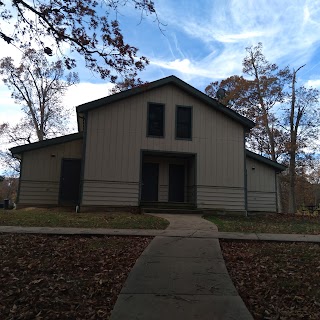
1, 0, 320, 139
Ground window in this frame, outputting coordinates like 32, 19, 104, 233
176, 106, 192, 140
147, 103, 165, 137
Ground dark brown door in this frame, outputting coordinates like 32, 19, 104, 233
169, 164, 185, 202
60, 159, 81, 204
141, 163, 159, 201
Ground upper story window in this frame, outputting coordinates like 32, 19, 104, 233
176, 106, 192, 140
147, 103, 165, 137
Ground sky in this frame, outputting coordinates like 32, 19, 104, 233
1, 0, 320, 151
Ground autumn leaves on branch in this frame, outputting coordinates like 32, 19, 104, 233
0, 0, 158, 82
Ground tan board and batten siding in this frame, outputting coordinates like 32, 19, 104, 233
246, 157, 277, 212
82, 83, 246, 210
19, 140, 82, 205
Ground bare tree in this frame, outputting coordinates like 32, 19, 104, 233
308, 159, 320, 208
0, 150, 20, 176
285, 66, 319, 213
0, 123, 8, 136
0, 175, 19, 202
206, 43, 291, 161
206, 43, 320, 213
0, 49, 78, 142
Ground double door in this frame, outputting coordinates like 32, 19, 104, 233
141, 162, 185, 202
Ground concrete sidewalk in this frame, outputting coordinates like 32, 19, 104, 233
110, 214, 253, 320
1, 225, 319, 242
110, 237, 252, 319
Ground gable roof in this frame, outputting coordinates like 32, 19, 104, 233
76, 75, 255, 130
246, 149, 286, 172
10, 132, 83, 157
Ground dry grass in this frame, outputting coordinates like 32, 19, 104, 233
0, 208, 169, 229
206, 214, 320, 234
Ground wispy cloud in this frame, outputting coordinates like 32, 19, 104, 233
151, 50, 242, 81
150, 0, 320, 83
214, 31, 268, 43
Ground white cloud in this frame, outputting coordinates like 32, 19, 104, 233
152, 58, 200, 75
63, 82, 114, 108
305, 79, 320, 89
151, 53, 242, 81
215, 31, 268, 43
0, 86, 22, 125
61, 82, 115, 131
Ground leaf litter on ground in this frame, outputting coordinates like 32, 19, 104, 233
0, 234, 151, 319
220, 240, 320, 320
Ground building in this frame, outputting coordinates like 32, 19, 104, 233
10, 75, 285, 212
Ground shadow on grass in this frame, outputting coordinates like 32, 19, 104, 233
205, 213, 320, 234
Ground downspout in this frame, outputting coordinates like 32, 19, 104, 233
78, 112, 88, 212
275, 171, 278, 213
138, 150, 143, 206
244, 167, 248, 216
194, 154, 198, 208
244, 129, 248, 216
15, 153, 23, 206
275, 172, 282, 213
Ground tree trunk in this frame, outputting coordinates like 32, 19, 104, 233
288, 151, 296, 213
287, 66, 304, 214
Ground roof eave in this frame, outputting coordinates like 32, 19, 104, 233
246, 149, 286, 172
10, 132, 83, 156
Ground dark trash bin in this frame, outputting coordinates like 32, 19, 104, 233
4, 199, 9, 210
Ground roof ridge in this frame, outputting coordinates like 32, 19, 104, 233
76, 75, 255, 129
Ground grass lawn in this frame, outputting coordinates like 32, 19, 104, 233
205, 214, 320, 234
221, 241, 320, 319
0, 234, 151, 319
0, 208, 169, 229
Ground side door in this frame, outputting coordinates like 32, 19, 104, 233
59, 159, 82, 204
141, 163, 159, 202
